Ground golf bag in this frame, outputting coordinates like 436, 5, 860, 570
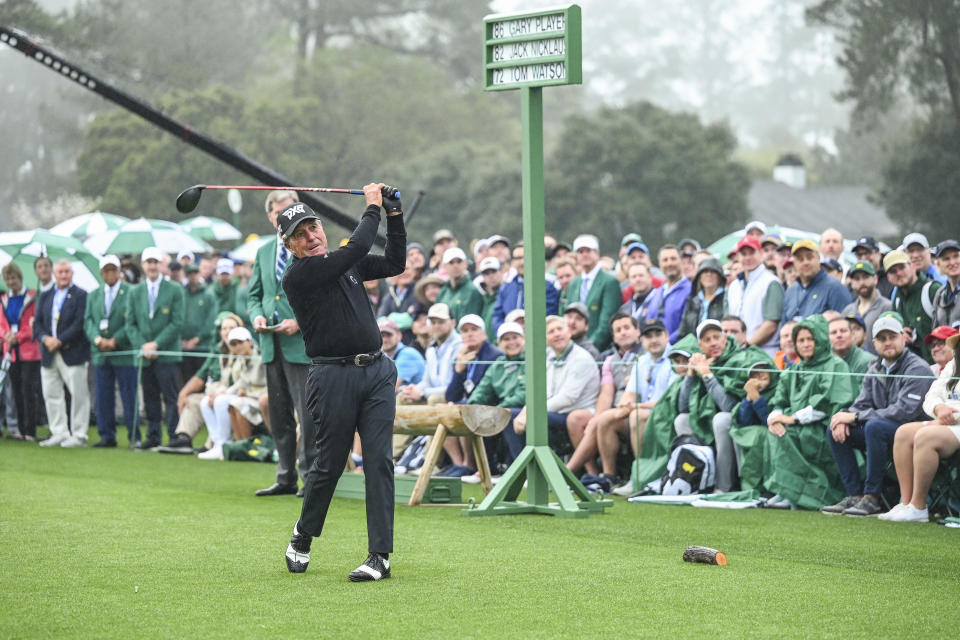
645, 435, 716, 495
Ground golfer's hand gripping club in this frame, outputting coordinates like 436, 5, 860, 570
381, 185, 402, 213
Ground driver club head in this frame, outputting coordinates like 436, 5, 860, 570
175, 185, 205, 214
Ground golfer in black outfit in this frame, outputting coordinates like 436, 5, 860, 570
279, 182, 405, 582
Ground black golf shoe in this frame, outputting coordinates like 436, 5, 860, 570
348, 553, 390, 582
284, 522, 312, 573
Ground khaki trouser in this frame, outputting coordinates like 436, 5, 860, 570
41, 353, 90, 441
392, 392, 446, 457
175, 393, 205, 438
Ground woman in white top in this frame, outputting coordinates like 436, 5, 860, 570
881, 333, 960, 522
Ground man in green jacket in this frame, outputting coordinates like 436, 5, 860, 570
211, 258, 240, 316
467, 321, 527, 466
126, 247, 185, 449
565, 234, 623, 351
436, 247, 483, 323
180, 264, 218, 382
477, 256, 503, 343
84, 255, 137, 447
885, 249, 941, 363
248, 189, 315, 497
828, 315, 874, 393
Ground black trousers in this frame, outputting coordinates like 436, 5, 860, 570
9, 360, 42, 438
140, 361, 180, 442
265, 343, 315, 487
299, 356, 397, 554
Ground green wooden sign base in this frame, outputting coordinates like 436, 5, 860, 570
463, 445, 612, 517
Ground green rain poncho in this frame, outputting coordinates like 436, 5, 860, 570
729, 354, 780, 493
629, 334, 769, 490
763, 315, 855, 509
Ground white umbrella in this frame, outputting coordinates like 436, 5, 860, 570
0, 229, 101, 291
84, 217, 212, 256
229, 235, 273, 262
179, 216, 242, 242
49, 212, 130, 240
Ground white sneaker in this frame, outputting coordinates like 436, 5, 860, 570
39, 434, 69, 447
878, 503, 909, 521
612, 482, 635, 497
461, 472, 482, 485
60, 436, 87, 448
885, 503, 929, 522
394, 465, 408, 476
197, 443, 223, 460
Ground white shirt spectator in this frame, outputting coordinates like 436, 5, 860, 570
546, 342, 600, 413
416, 331, 463, 398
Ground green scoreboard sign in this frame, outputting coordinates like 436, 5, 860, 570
483, 4, 582, 91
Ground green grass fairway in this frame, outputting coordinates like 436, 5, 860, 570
2, 435, 958, 639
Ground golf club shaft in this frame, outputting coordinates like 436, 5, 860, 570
202, 185, 364, 195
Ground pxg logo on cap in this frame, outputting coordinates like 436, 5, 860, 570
277, 202, 319, 240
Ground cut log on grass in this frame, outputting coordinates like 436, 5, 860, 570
393, 404, 511, 437
683, 545, 727, 566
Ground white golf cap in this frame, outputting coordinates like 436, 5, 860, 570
497, 321, 524, 340
141, 247, 164, 263
458, 314, 485, 331
216, 258, 235, 275
744, 220, 767, 234
479, 256, 501, 273
442, 247, 467, 264
873, 314, 904, 338
902, 232, 930, 249
696, 319, 723, 340
473, 238, 490, 254
227, 326, 253, 343
176, 249, 195, 262
427, 303, 451, 320
505, 308, 525, 324
99, 254, 120, 270
572, 234, 600, 252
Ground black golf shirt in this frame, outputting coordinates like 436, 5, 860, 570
282, 205, 406, 358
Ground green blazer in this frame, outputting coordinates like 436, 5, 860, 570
83, 282, 135, 367
246, 236, 310, 365
125, 278, 185, 365
182, 285, 219, 353
565, 269, 623, 351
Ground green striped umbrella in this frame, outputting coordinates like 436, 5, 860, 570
49, 211, 130, 240
83, 217, 212, 255
0, 229, 102, 291
179, 216, 242, 242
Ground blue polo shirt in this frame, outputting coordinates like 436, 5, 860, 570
446, 340, 503, 403
781, 268, 852, 326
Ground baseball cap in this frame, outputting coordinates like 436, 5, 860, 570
99, 254, 120, 270
762, 233, 782, 247
504, 308, 525, 324
377, 317, 400, 335
433, 229, 455, 244
640, 318, 666, 335
458, 314, 485, 331
169, 262, 183, 272
141, 247, 164, 263
777, 240, 794, 253
696, 319, 723, 340
572, 234, 600, 252
848, 261, 876, 276
478, 256, 501, 273
883, 249, 910, 271
625, 241, 649, 255
744, 220, 766, 235
903, 232, 930, 249
620, 233, 643, 247
184, 263, 200, 274
947, 333, 960, 351
791, 239, 819, 255
473, 238, 490, 254
845, 313, 866, 330
427, 303, 451, 320
227, 326, 252, 343
487, 234, 510, 248
563, 301, 590, 320
442, 247, 467, 264
176, 249, 195, 263
854, 236, 879, 253
678, 238, 701, 252
934, 239, 960, 258
497, 321, 524, 340
821, 258, 843, 273
736, 236, 763, 253
668, 348, 691, 361
873, 312, 904, 338
216, 258, 234, 275
276, 201, 320, 240
925, 325, 959, 345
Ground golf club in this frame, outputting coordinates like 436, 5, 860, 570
176, 184, 400, 214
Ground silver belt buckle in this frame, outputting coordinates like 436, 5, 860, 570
354, 354, 364, 366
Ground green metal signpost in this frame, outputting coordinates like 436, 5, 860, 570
465, 4, 609, 518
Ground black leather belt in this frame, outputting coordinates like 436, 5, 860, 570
312, 350, 383, 367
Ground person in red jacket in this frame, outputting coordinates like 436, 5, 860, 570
1, 263, 43, 441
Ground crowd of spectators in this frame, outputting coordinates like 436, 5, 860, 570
2, 208, 959, 520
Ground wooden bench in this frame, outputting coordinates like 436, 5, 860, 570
393, 404, 511, 506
